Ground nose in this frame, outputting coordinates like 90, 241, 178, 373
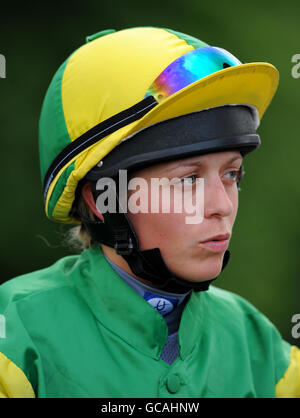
203, 175, 235, 219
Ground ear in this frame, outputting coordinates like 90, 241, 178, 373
81, 181, 104, 222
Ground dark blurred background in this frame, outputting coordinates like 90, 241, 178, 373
1, 0, 299, 346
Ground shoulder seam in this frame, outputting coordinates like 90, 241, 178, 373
2, 282, 72, 309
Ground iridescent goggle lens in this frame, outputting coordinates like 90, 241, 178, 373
145, 46, 242, 102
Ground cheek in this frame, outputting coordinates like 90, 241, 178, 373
126, 184, 200, 251
230, 187, 239, 223
128, 211, 186, 251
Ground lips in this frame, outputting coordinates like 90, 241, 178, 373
201, 233, 231, 243
199, 233, 231, 252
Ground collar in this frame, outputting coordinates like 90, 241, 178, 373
104, 254, 190, 334
69, 244, 206, 360
104, 255, 190, 310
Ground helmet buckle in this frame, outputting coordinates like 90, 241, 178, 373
114, 237, 134, 255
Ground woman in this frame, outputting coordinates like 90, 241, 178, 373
0, 26, 299, 398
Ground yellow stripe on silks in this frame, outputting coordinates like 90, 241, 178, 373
0, 352, 35, 398
276, 346, 300, 398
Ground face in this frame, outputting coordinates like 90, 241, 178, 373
125, 151, 243, 282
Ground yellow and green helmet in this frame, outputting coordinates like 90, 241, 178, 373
39, 26, 279, 224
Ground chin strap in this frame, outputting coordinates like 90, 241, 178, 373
75, 185, 231, 294
121, 246, 230, 293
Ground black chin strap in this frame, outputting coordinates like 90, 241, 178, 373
75, 199, 231, 294
121, 247, 230, 293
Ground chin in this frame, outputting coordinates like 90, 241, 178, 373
170, 254, 224, 283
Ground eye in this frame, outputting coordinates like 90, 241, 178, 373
224, 170, 239, 182
181, 174, 198, 185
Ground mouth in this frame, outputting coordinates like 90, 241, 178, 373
199, 233, 231, 253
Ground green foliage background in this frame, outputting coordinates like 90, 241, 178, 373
1, 0, 299, 346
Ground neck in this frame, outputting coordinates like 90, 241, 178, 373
100, 243, 157, 288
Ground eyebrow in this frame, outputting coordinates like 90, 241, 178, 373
173, 155, 243, 169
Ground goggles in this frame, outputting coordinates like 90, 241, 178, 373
43, 46, 242, 202
145, 46, 241, 102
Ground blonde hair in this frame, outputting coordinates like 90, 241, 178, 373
63, 191, 96, 252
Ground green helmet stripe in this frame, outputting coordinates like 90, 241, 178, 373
47, 161, 76, 220
162, 28, 209, 49
39, 58, 72, 184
